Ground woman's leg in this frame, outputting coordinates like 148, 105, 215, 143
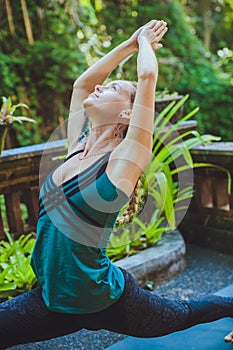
1, 271, 232, 348
97, 269, 233, 338
0, 287, 83, 349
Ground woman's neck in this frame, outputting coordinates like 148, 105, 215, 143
83, 124, 120, 157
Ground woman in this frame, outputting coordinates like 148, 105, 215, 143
0, 20, 233, 348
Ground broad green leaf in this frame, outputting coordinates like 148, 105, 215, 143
9, 116, 36, 124
175, 106, 200, 125
165, 95, 189, 122
4, 230, 14, 245
9, 103, 29, 115
0, 283, 17, 291
154, 100, 176, 129
162, 164, 173, 194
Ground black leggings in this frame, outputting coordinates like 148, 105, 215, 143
0, 269, 233, 349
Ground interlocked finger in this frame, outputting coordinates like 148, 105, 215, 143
138, 19, 168, 48
148, 20, 158, 29
149, 27, 167, 47
150, 20, 166, 31
154, 26, 168, 42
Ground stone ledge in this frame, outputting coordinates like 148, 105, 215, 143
115, 230, 186, 286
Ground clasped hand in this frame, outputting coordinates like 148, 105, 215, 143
130, 19, 168, 51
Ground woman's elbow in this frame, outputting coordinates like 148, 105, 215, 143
73, 79, 83, 89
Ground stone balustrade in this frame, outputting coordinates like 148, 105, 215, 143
0, 139, 67, 239
180, 142, 233, 253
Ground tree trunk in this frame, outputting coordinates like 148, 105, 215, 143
37, 7, 45, 36
20, 0, 34, 45
199, 0, 212, 51
5, 0, 15, 36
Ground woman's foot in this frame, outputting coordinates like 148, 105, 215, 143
224, 330, 233, 343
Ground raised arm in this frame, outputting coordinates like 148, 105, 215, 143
126, 21, 167, 150
107, 20, 168, 196
67, 24, 149, 153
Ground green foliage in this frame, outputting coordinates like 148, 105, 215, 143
107, 215, 165, 262
151, 0, 233, 141
0, 196, 8, 229
0, 96, 36, 154
155, 89, 179, 101
97, 0, 233, 141
182, 0, 233, 53
0, 96, 35, 125
0, 1, 89, 146
107, 96, 222, 262
1, 0, 232, 145
0, 231, 37, 301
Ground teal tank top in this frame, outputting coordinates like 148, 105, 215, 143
31, 151, 129, 314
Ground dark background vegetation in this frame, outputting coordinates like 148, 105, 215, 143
0, 0, 232, 147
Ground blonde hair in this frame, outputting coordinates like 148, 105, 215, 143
129, 81, 137, 106
116, 176, 146, 225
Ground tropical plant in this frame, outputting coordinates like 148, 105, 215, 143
1, 0, 232, 145
0, 96, 36, 154
107, 95, 227, 262
0, 230, 37, 301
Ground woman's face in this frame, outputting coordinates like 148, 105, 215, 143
83, 80, 135, 121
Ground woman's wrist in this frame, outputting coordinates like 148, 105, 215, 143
123, 38, 139, 54
137, 36, 153, 53
138, 35, 150, 46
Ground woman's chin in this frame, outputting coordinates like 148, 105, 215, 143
83, 97, 95, 109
